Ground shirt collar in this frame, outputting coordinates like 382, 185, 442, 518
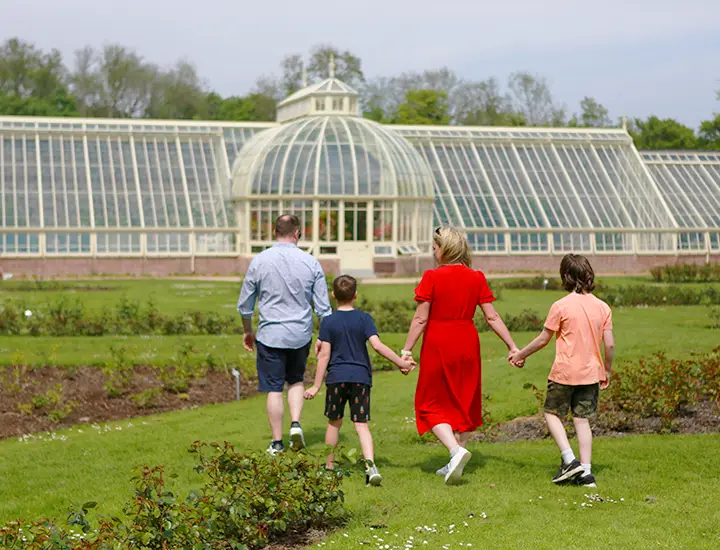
274, 242, 298, 248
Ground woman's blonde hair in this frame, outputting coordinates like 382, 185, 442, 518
433, 226, 471, 267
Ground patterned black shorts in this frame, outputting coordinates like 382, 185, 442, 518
325, 383, 371, 423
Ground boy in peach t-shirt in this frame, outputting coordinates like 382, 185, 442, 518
510, 254, 614, 488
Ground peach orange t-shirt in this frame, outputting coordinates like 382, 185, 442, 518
544, 292, 613, 386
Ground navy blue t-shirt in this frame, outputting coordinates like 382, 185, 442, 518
318, 309, 378, 386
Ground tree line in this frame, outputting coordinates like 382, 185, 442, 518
1, 38, 718, 150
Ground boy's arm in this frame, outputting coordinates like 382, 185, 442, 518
600, 329, 615, 390
510, 328, 554, 365
369, 335, 415, 374
305, 341, 331, 399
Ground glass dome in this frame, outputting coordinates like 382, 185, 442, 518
231, 116, 435, 199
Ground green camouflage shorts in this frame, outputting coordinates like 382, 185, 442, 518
543, 381, 599, 419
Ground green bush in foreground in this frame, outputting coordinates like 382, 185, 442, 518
0, 442, 346, 549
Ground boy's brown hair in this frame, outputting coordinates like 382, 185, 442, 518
560, 254, 595, 293
333, 274, 357, 302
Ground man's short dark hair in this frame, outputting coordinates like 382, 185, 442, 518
560, 254, 595, 293
275, 214, 300, 238
333, 275, 357, 302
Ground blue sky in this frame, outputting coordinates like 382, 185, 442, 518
2, 0, 719, 127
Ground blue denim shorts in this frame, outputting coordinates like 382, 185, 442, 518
256, 341, 311, 392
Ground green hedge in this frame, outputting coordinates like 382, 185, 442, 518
650, 263, 720, 283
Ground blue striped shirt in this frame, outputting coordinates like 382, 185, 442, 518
237, 242, 332, 349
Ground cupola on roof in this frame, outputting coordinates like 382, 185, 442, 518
276, 56, 361, 123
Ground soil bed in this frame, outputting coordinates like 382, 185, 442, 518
474, 400, 720, 443
0, 365, 260, 439
2, 365, 718, 442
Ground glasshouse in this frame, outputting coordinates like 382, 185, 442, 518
0, 70, 719, 276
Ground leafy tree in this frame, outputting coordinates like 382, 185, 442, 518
391, 89, 450, 125
277, 44, 365, 98
307, 44, 364, 88
0, 91, 78, 116
508, 72, 565, 126
0, 38, 78, 116
698, 114, 720, 150
632, 116, 698, 149
252, 74, 282, 101
70, 45, 158, 118
362, 68, 460, 122
206, 93, 276, 122
146, 61, 208, 119
280, 53, 304, 97
453, 78, 526, 126
363, 103, 387, 123
568, 96, 611, 128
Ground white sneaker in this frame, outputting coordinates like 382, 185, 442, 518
366, 464, 383, 486
444, 448, 472, 485
266, 443, 284, 456
289, 425, 306, 450
436, 464, 450, 476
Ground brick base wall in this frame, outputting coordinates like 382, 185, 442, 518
1, 253, 718, 278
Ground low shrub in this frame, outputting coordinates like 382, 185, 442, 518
500, 276, 565, 291
710, 307, 720, 329
0, 442, 346, 549
595, 284, 720, 307
650, 263, 720, 283
602, 347, 720, 430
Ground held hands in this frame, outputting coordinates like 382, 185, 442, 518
243, 331, 256, 352
399, 355, 417, 375
508, 347, 525, 368
304, 385, 320, 400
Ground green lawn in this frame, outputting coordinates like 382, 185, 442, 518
0, 279, 719, 548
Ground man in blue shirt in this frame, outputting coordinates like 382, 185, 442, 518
237, 214, 331, 454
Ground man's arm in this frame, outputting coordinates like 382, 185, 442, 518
311, 264, 332, 319
600, 329, 615, 390
305, 341, 331, 399
311, 263, 332, 355
238, 263, 258, 352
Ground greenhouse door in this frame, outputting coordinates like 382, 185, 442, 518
340, 202, 373, 273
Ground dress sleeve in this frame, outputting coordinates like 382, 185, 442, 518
544, 302, 562, 332
476, 270, 496, 304
414, 270, 434, 303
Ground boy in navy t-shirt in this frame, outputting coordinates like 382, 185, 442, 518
304, 275, 415, 485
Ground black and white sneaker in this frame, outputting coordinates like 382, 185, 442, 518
552, 459, 585, 484
266, 442, 285, 456
366, 464, 383, 486
289, 425, 306, 450
574, 473, 597, 488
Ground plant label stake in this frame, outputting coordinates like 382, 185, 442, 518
231, 368, 240, 401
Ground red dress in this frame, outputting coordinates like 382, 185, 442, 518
414, 265, 496, 435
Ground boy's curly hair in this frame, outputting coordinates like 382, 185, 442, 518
560, 254, 595, 293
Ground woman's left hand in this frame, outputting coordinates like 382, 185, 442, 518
508, 348, 525, 368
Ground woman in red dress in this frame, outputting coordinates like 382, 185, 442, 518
401, 227, 520, 485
